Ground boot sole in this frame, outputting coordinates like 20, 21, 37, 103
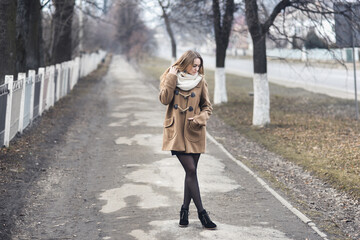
203, 226, 217, 230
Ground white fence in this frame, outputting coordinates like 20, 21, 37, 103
0, 50, 107, 147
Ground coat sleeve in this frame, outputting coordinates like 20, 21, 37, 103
193, 79, 212, 126
159, 73, 177, 105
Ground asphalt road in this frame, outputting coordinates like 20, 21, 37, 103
201, 54, 360, 100
157, 46, 360, 100
9, 55, 325, 240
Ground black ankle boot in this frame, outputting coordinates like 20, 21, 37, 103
198, 209, 217, 229
179, 206, 189, 227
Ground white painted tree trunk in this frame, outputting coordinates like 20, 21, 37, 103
253, 73, 270, 126
214, 67, 227, 104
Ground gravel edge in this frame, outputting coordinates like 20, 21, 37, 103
206, 114, 359, 240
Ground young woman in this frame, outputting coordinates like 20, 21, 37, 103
159, 50, 216, 229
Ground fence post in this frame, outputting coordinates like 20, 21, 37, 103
4, 76, 13, 147
62, 62, 68, 96
79, 55, 83, 78
75, 57, 80, 84
80, 54, 87, 77
70, 60, 75, 90
93, 53, 97, 73
38, 67, 45, 116
49, 65, 55, 108
28, 70, 36, 124
55, 64, 61, 101
18, 73, 26, 133
64, 62, 68, 96
44, 66, 50, 110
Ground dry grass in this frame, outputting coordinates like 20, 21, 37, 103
140, 56, 360, 200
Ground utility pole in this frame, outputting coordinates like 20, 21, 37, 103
334, 2, 360, 120
350, 4, 359, 120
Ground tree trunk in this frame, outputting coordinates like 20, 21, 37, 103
252, 35, 270, 126
214, 67, 227, 103
159, 0, 176, 63
0, 0, 17, 84
163, 13, 176, 63
52, 0, 75, 64
16, 0, 43, 72
212, 0, 235, 104
214, 33, 227, 104
253, 35, 267, 74
245, 0, 270, 126
215, 42, 226, 67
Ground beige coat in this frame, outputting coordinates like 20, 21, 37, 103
159, 73, 212, 153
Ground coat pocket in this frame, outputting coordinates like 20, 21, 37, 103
164, 116, 176, 139
186, 120, 204, 142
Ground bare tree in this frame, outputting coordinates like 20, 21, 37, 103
212, 0, 236, 104
157, 0, 177, 62
0, 0, 17, 83
244, 0, 355, 126
143, 0, 211, 62
244, 0, 285, 126
42, 0, 112, 64
16, 0, 43, 73
142, 0, 235, 104
111, 1, 156, 61
75, 0, 115, 53
150, 0, 236, 104
1, 0, 111, 82
51, 0, 76, 64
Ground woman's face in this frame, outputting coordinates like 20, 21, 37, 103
186, 58, 201, 75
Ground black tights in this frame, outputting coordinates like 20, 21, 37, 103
176, 153, 204, 212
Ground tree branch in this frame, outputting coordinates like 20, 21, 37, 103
262, 0, 291, 33
260, 2, 269, 20
223, 0, 235, 38
41, 0, 51, 9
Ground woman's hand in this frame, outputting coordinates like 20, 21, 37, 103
169, 66, 178, 75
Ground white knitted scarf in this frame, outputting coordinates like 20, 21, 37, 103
176, 72, 202, 91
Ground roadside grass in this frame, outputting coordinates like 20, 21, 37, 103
140, 56, 360, 200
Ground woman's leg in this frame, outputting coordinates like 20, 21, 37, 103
177, 154, 203, 212
182, 154, 200, 208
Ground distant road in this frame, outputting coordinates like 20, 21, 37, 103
157, 48, 360, 100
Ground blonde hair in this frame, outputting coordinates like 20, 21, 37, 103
160, 50, 204, 88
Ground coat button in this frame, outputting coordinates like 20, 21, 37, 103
191, 92, 195, 97
174, 90, 179, 95
174, 104, 178, 109
189, 106, 193, 111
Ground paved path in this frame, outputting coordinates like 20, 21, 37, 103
12, 56, 325, 240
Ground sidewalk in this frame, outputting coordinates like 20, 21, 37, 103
10, 55, 325, 239
96, 55, 324, 239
